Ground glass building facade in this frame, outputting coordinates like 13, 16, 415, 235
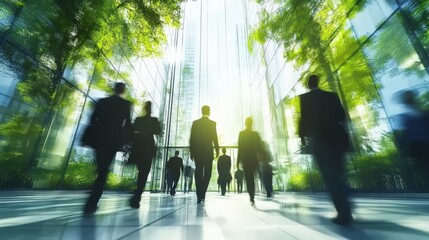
0, 0, 429, 193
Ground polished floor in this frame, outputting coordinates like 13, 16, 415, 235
0, 191, 429, 240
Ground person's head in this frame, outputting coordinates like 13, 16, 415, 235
222, 148, 226, 154
175, 150, 179, 156
307, 75, 319, 89
144, 101, 152, 116
114, 82, 126, 95
201, 105, 210, 116
245, 117, 253, 130
401, 90, 417, 106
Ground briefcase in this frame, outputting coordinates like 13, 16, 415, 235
80, 125, 99, 149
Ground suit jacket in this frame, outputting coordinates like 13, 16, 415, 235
132, 115, 161, 159
90, 95, 132, 148
299, 89, 349, 151
166, 156, 184, 175
238, 129, 262, 167
189, 116, 219, 161
217, 155, 231, 176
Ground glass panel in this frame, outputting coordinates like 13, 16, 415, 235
33, 82, 86, 188
0, 0, 18, 33
350, 0, 397, 42
0, 42, 51, 188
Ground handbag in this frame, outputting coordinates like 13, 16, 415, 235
80, 125, 99, 149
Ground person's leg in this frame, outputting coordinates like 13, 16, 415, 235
194, 160, 203, 202
130, 158, 152, 208
85, 148, 116, 213
315, 149, 351, 223
243, 163, 256, 204
202, 160, 213, 200
220, 179, 226, 195
171, 174, 180, 195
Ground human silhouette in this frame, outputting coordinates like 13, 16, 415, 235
189, 105, 219, 203
234, 169, 244, 194
184, 164, 194, 193
129, 101, 161, 208
217, 148, 232, 196
166, 150, 184, 196
83, 82, 132, 215
260, 141, 274, 198
397, 90, 429, 190
238, 117, 262, 205
299, 74, 352, 225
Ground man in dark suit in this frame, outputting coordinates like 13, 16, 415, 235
299, 74, 352, 225
238, 117, 262, 205
217, 148, 232, 196
190, 105, 219, 203
84, 82, 132, 215
166, 150, 184, 196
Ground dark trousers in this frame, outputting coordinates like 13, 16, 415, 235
313, 145, 351, 219
219, 177, 227, 195
236, 180, 243, 193
133, 157, 153, 198
261, 163, 273, 197
243, 161, 258, 201
85, 147, 117, 209
171, 173, 180, 195
194, 158, 213, 200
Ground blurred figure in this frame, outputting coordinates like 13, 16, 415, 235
166, 150, 184, 196
299, 75, 352, 225
190, 105, 219, 204
129, 101, 161, 208
260, 141, 274, 198
238, 117, 262, 205
234, 169, 244, 194
84, 82, 132, 215
184, 163, 195, 193
398, 90, 429, 190
217, 148, 232, 196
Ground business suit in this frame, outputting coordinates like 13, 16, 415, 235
85, 95, 131, 213
190, 116, 219, 202
238, 129, 262, 203
131, 115, 161, 199
166, 155, 184, 195
217, 154, 231, 196
299, 88, 351, 222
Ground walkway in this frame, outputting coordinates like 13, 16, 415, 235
1, 191, 428, 239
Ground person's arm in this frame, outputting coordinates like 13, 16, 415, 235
124, 102, 132, 128
298, 95, 307, 146
90, 99, 102, 125
213, 122, 219, 158
189, 122, 195, 160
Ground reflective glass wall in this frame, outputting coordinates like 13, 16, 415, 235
248, 0, 429, 192
0, 0, 175, 190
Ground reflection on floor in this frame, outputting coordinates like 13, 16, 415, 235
0, 191, 428, 240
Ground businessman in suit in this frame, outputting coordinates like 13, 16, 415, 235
190, 105, 219, 203
237, 117, 262, 205
84, 82, 132, 215
217, 148, 232, 196
299, 75, 352, 225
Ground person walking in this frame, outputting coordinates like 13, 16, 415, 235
83, 82, 132, 215
189, 105, 219, 204
237, 117, 262, 206
166, 150, 184, 196
129, 101, 161, 208
299, 74, 352, 225
217, 148, 232, 196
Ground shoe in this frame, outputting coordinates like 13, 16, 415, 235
83, 205, 97, 215
331, 216, 352, 226
250, 199, 255, 206
129, 197, 140, 209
